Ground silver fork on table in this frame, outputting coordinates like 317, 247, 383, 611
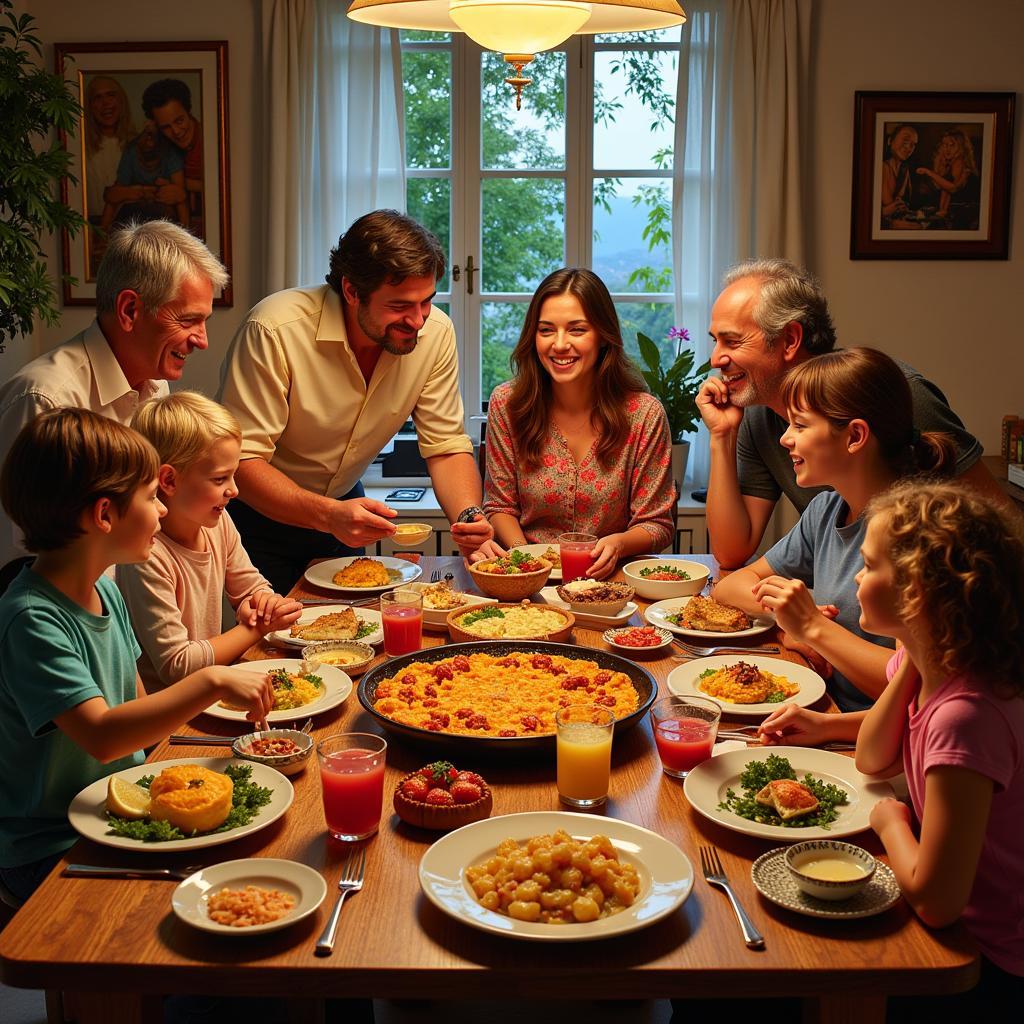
699, 845, 764, 949
314, 847, 366, 956
672, 641, 780, 660
430, 569, 442, 582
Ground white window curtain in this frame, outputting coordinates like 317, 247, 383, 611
261, 0, 406, 292
672, 0, 810, 489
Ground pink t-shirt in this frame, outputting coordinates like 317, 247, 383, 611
888, 647, 1024, 974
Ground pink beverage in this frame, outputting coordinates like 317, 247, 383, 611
654, 717, 715, 776
560, 546, 597, 583
382, 605, 422, 656
320, 749, 386, 840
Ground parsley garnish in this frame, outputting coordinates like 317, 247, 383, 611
639, 565, 691, 579
461, 606, 505, 626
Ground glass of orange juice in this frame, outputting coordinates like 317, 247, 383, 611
555, 704, 614, 808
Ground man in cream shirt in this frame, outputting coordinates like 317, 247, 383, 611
218, 209, 498, 594
0, 220, 226, 581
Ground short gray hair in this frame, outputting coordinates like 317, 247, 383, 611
95, 220, 229, 314
722, 258, 836, 355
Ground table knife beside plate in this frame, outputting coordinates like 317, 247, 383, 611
63, 864, 200, 881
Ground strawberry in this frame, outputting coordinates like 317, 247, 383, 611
425, 787, 454, 806
450, 781, 482, 805
418, 761, 458, 788
455, 770, 486, 789
401, 776, 430, 801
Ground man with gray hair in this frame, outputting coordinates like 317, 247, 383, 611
0, 219, 227, 574
698, 257, 998, 568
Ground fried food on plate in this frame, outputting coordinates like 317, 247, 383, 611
677, 594, 751, 632
754, 778, 819, 821
290, 607, 358, 640
332, 557, 391, 587
149, 765, 233, 832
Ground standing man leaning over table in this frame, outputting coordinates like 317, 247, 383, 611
697, 257, 1003, 569
218, 209, 499, 594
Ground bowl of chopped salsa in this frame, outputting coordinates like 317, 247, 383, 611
232, 729, 314, 776
623, 558, 710, 600
468, 550, 553, 600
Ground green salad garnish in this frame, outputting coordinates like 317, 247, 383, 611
461, 606, 506, 626
638, 565, 691, 579
354, 620, 376, 641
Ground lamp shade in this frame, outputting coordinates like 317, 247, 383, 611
450, 1, 591, 54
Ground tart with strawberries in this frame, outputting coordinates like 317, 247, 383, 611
393, 761, 493, 831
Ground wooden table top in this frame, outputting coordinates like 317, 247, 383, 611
0, 555, 978, 1020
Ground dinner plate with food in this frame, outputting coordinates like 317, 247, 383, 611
68, 757, 294, 852
509, 544, 563, 581
172, 858, 327, 934
667, 655, 827, 717
202, 660, 353, 722
303, 555, 422, 593
683, 747, 894, 841
645, 595, 775, 640
403, 580, 497, 628
268, 604, 383, 648
419, 811, 693, 941
539, 582, 638, 629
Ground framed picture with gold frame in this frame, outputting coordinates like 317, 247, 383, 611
54, 40, 232, 305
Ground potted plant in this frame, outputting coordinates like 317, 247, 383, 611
0, 0, 86, 351
634, 326, 711, 491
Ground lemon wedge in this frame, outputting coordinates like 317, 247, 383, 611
106, 775, 151, 819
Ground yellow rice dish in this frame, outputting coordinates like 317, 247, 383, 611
332, 557, 395, 587
219, 668, 324, 712
452, 604, 568, 639
697, 661, 799, 705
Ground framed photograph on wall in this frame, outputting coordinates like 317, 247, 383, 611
851, 91, 1014, 259
54, 41, 232, 305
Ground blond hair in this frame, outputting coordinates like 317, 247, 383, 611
131, 391, 241, 472
867, 481, 1024, 697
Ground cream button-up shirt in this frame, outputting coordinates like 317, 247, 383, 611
217, 284, 473, 498
0, 321, 168, 566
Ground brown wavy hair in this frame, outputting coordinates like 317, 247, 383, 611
505, 268, 647, 469
866, 481, 1024, 697
781, 347, 956, 476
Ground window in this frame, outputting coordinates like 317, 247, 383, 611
400, 29, 683, 433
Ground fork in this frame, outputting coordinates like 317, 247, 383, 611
672, 641, 780, 659
314, 847, 366, 956
699, 845, 764, 949
300, 718, 314, 734
430, 569, 442, 582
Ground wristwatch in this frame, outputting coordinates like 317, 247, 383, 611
455, 505, 486, 524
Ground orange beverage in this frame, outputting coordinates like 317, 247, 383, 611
555, 705, 614, 808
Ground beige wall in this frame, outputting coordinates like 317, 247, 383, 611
806, 0, 1024, 454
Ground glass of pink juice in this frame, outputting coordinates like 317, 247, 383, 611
558, 532, 598, 582
650, 695, 720, 778
380, 588, 423, 656
317, 733, 387, 841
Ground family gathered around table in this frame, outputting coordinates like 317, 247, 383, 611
0, 212, 1021, 1023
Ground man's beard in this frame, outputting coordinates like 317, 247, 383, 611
357, 307, 419, 356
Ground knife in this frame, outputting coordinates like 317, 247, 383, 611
63, 864, 199, 881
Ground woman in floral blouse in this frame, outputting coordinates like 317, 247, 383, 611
483, 267, 675, 579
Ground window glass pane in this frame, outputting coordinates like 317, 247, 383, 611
593, 177, 672, 293
593, 50, 677, 170
596, 28, 682, 44
481, 178, 565, 292
481, 301, 527, 400
400, 30, 451, 42
615, 302, 677, 366
482, 51, 565, 170
402, 49, 452, 169
407, 178, 450, 293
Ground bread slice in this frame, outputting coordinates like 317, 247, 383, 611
754, 779, 819, 820
678, 595, 752, 633
290, 607, 358, 641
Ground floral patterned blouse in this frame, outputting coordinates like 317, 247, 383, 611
483, 383, 675, 551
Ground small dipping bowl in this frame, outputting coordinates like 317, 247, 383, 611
391, 523, 433, 547
784, 840, 877, 901
302, 639, 376, 674
232, 728, 314, 776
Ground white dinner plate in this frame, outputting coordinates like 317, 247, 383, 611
267, 605, 383, 648
538, 587, 637, 629
403, 582, 497, 628
419, 811, 693, 941
69, 757, 294, 852
203, 660, 352, 723
509, 545, 563, 582
667, 655, 827, 717
645, 596, 775, 640
172, 858, 327, 935
303, 556, 423, 593
683, 746, 894, 842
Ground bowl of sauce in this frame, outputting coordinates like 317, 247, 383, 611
784, 840, 877, 901
391, 523, 433, 547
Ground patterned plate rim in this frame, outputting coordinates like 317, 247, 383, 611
602, 625, 674, 650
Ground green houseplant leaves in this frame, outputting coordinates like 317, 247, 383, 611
635, 330, 711, 443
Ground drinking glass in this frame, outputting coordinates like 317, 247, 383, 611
558, 532, 598, 582
556, 704, 614, 808
380, 588, 423, 656
649, 695, 721, 778
317, 733, 387, 841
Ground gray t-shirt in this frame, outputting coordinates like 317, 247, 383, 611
764, 490, 894, 713
737, 360, 982, 513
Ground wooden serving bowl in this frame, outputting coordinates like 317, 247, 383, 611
468, 558, 552, 600
393, 773, 493, 831
446, 602, 575, 643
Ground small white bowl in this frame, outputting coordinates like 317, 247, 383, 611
232, 729, 314, 776
391, 523, 433, 547
301, 639, 376, 675
623, 559, 710, 601
784, 841, 877, 901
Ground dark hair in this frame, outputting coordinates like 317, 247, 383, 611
0, 408, 159, 552
781, 347, 956, 476
505, 267, 647, 469
326, 210, 445, 301
142, 78, 193, 119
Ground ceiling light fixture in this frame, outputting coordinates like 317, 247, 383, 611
348, 0, 686, 108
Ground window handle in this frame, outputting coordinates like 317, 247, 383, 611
452, 256, 479, 294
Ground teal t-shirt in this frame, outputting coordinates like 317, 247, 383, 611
0, 569, 145, 867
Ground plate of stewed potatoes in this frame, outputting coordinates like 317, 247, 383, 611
418, 811, 694, 941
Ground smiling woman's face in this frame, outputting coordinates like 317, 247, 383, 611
534, 292, 601, 389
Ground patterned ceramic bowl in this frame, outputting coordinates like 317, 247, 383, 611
784, 840, 877, 901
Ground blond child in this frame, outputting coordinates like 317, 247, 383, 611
0, 409, 273, 903
118, 392, 301, 691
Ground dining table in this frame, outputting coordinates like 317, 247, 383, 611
0, 554, 979, 1024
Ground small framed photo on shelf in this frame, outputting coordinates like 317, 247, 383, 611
850, 91, 1015, 259
54, 40, 232, 305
